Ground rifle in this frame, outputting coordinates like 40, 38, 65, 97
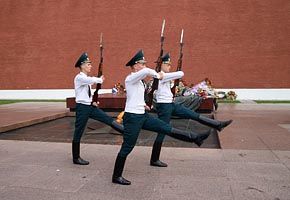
171, 29, 184, 96
146, 19, 165, 108
93, 32, 104, 103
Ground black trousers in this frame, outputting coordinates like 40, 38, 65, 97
118, 112, 174, 157
154, 102, 200, 143
73, 103, 114, 142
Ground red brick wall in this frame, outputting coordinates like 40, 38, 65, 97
1, 0, 289, 89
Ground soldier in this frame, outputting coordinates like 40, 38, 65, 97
112, 50, 211, 185
73, 52, 123, 165
150, 52, 233, 168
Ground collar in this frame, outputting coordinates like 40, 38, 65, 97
79, 72, 87, 76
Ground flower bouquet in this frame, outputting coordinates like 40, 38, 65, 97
188, 78, 217, 98
112, 82, 126, 94
225, 91, 237, 100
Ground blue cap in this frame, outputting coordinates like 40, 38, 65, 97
162, 52, 171, 64
126, 50, 147, 67
75, 52, 91, 67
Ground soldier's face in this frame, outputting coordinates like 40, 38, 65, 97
134, 63, 146, 71
81, 62, 92, 74
161, 63, 171, 73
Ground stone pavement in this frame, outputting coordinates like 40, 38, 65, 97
0, 102, 290, 200
0, 102, 69, 133
216, 103, 290, 150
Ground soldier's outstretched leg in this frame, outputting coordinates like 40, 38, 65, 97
172, 103, 233, 132
142, 113, 211, 147
170, 128, 211, 147
197, 115, 233, 132
90, 107, 124, 134
111, 120, 124, 134
112, 155, 131, 185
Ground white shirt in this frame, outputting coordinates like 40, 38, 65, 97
155, 71, 184, 103
125, 68, 160, 114
74, 72, 103, 105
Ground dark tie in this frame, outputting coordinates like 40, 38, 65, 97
141, 80, 146, 89
88, 85, 91, 98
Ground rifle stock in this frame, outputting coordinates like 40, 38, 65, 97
93, 33, 103, 103
93, 62, 103, 103
147, 55, 162, 107
171, 48, 183, 95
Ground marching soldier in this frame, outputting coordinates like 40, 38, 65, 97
72, 52, 123, 165
150, 52, 233, 168
112, 50, 211, 185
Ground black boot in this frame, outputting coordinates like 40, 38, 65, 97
72, 141, 89, 165
197, 115, 233, 132
213, 98, 218, 111
150, 141, 167, 167
112, 155, 131, 185
170, 128, 211, 147
111, 120, 124, 134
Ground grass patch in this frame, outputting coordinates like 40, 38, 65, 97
254, 100, 290, 104
0, 99, 66, 105
217, 99, 240, 103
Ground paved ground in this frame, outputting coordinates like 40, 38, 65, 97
0, 102, 290, 200
0, 102, 68, 133
0, 112, 219, 149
